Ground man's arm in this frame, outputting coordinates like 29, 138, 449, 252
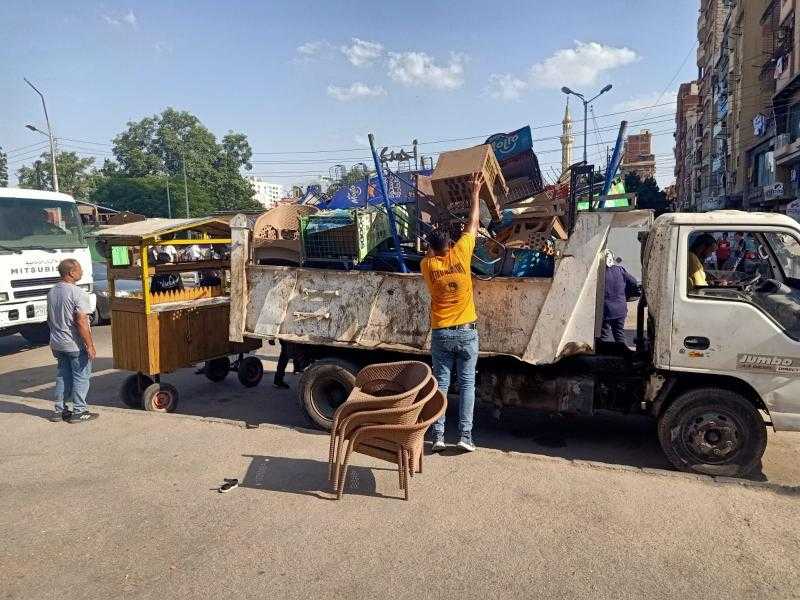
464, 172, 484, 236
75, 311, 96, 360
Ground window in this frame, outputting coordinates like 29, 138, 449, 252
686, 230, 800, 339
789, 103, 800, 142
753, 150, 775, 186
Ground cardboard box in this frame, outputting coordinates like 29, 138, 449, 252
431, 144, 508, 221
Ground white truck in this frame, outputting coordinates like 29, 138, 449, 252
229, 209, 800, 477
0, 188, 96, 344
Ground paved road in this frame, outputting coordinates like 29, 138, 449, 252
2, 327, 800, 599
1, 327, 799, 486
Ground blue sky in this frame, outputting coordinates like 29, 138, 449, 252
1, 0, 699, 189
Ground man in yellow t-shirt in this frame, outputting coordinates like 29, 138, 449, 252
421, 173, 482, 453
688, 233, 718, 290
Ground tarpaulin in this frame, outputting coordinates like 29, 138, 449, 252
324, 169, 433, 209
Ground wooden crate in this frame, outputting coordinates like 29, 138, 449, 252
431, 144, 508, 220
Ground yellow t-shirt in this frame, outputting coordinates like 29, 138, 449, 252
688, 251, 708, 289
421, 232, 477, 329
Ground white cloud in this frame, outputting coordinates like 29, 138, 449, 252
341, 38, 384, 67
154, 41, 172, 54
296, 40, 334, 62
530, 41, 638, 89
327, 82, 387, 102
487, 73, 528, 101
387, 51, 466, 90
122, 9, 137, 27
102, 9, 137, 28
613, 89, 678, 113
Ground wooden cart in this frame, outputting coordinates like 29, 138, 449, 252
96, 218, 262, 412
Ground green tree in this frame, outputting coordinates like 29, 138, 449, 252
624, 172, 669, 215
105, 108, 260, 214
0, 147, 7, 187
17, 151, 97, 199
90, 176, 216, 218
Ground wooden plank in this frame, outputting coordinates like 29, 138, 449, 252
110, 297, 145, 313
157, 309, 190, 373
229, 214, 250, 343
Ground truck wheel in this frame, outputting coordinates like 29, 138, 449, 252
297, 358, 358, 431
237, 356, 264, 388
120, 373, 153, 408
204, 357, 231, 382
142, 382, 179, 413
20, 323, 50, 345
657, 387, 767, 477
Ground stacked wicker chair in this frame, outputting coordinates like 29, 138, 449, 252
327, 361, 446, 500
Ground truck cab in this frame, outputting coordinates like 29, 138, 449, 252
644, 210, 800, 474
0, 188, 95, 344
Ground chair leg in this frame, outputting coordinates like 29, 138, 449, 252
327, 426, 337, 482
337, 439, 355, 500
418, 450, 423, 474
331, 432, 345, 489
396, 447, 404, 490
402, 450, 409, 501
408, 448, 414, 478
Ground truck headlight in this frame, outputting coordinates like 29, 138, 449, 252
0, 292, 7, 302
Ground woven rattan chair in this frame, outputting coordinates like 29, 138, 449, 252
330, 377, 437, 488
327, 361, 432, 481
336, 390, 447, 500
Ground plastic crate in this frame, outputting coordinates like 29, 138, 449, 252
301, 208, 391, 263
431, 144, 508, 221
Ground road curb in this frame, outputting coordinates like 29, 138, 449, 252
3, 394, 799, 496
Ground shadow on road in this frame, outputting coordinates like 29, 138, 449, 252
241, 454, 405, 500
0, 399, 55, 420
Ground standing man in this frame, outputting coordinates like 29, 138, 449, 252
716, 232, 731, 270
421, 173, 482, 453
47, 259, 98, 423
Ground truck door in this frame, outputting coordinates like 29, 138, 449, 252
670, 225, 800, 431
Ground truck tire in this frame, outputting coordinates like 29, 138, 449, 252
297, 358, 358, 431
237, 356, 264, 388
657, 387, 767, 477
20, 323, 50, 345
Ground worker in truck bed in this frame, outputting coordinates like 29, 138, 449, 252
421, 172, 483, 453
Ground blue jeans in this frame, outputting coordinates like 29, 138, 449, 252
430, 327, 479, 439
53, 350, 92, 414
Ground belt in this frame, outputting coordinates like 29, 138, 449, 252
435, 322, 477, 331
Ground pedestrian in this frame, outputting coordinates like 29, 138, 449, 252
601, 250, 639, 345
716, 232, 731, 270
273, 340, 291, 389
47, 259, 98, 423
421, 172, 482, 453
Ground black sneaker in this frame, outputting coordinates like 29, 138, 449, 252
49, 410, 66, 423
68, 411, 99, 424
273, 380, 290, 389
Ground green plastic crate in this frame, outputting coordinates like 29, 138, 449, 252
301, 207, 391, 263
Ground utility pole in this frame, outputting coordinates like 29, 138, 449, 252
24, 78, 59, 192
166, 179, 172, 218
182, 156, 189, 217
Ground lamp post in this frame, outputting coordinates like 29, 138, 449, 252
24, 78, 59, 192
561, 84, 613, 165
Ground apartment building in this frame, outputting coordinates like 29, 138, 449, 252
674, 81, 701, 210
246, 176, 283, 210
620, 130, 657, 180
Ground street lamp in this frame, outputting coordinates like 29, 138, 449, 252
561, 84, 613, 165
24, 78, 59, 192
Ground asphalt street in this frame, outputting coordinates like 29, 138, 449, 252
1, 326, 799, 599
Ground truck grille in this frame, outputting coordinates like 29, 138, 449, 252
13, 288, 50, 299
11, 276, 61, 288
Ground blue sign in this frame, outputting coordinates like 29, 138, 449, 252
324, 169, 432, 209
485, 126, 533, 161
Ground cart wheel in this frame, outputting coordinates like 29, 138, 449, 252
120, 373, 153, 409
142, 382, 179, 413
237, 356, 264, 388
204, 357, 231, 382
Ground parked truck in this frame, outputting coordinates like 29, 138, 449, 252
229, 208, 800, 477
0, 188, 96, 343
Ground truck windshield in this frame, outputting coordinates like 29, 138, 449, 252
765, 231, 800, 279
0, 196, 85, 251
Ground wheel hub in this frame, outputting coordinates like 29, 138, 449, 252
154, 391, 172, 410
685, 413, 740, 460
